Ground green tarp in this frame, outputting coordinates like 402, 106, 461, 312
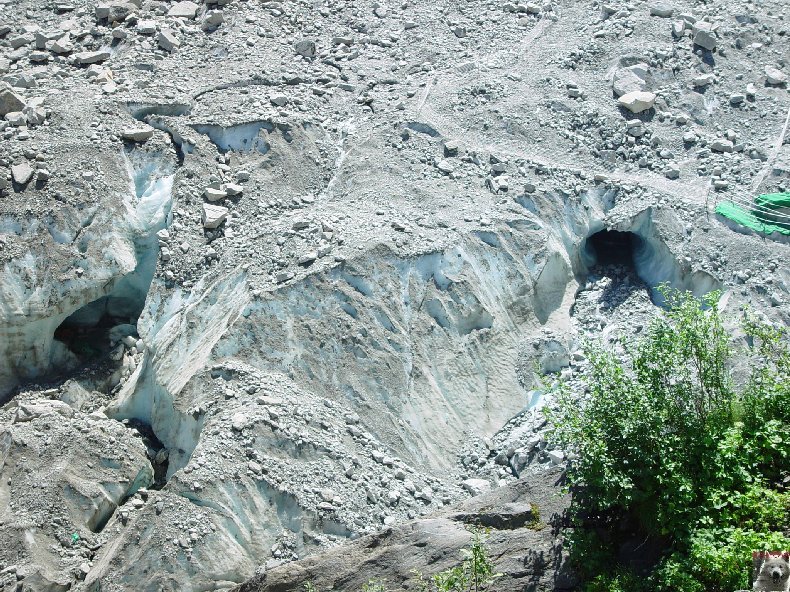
715, 193, 790, 237
755, 192, 790, 210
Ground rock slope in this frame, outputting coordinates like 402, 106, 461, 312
235, 467, 575, 592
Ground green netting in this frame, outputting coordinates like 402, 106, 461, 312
715, 199, 790, 236
754, 192, 790, 210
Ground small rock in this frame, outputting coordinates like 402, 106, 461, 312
158, 29, 180, 52
547, 450, 565, 465
137, 20, 157, 35
295, 39, 316, 58
5, 111, 26, 126
75, 50, 111, 65
617, 91, 656, 113
692, 73, 715, 88
436, 159, 454, 174
765, 65, 787, 85
692, 22, 717, 50
710, 139, 734, 153
270, 94, 289, 107
122, 127, 155, 142
205, 187, 228, 201
443, 140, 459, 157
203, 11, 225, 30
202, 204, 229, 229
649, 4, 673, 17
168, 0, 199, 19
298, 251, 318, 266
231, 412, 247, 432
223, 183, 243, 196
0, 89, 25, 116
461, 479, 491, 496
664, 163, 680, 179
11, 162, 34, 185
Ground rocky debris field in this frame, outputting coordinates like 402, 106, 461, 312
0, 0, 788, 589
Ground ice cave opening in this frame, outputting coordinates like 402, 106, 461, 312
53, 295, 141, 362
584, 229, 642, 269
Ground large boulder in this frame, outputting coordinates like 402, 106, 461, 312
234, 468, 575, 592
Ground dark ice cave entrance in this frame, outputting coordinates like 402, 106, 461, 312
53, 296, 138, 361
584, 230, 641, 269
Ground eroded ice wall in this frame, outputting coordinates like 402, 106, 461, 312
0, 148, 174, 397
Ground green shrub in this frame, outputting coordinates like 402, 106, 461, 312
299, 528, 501, 592
547, 286, 790, 591
415, 527, 502, 592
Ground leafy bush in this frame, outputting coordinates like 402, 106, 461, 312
301, 528, 501, 592
415, 527, 502, 592
361, 580, 390, 592
547, 286, 790, 591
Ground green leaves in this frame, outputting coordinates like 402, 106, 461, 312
547, 287, 790, 591
414, 527, 502, 592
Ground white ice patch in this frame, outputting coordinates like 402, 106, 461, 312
191, 121, 273, 153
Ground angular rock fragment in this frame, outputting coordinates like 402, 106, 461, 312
122, 126, 155, 142
295, 39, 317, 58
158, 29, 180, 52
649, 4, 673, 17
710, 139, 734, 153
612, 63, 648, 97
204, 187, 227, 201
168, 1, 200, 19
96, 2, 136, 22
461, 479, 491, 495
75, 50, 111, 65
49, 35, 73, 54
223, 183, 243, 196
11, 162, 34, 185
5, 111, 26, 126
203, 11, 225, 30
0, 88, 25, 116
617, 90, 656, 113
765, 66, 787, 85
691, 22, 717, 50
202, 203, 228, 229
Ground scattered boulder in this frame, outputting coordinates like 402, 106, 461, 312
11, 162, 34, 185
617, 90, 656, 113
711, 139, 734, 153
202, 203, 228, 229
295, 39, 317, 58
158, 29, 180, 52
122, 127, 155, 142
205, 187, 228, 201
75, 50, 111, 65
691, 22, 717, 50
612, 63, 649, 97
5, 111, 26, 126
14, 401, 75, 422
0, 88, 25, 116
649, 4, 674, 17
461, 478, 491, 496
96, 2, 136, 23
765, 66, 787, 86
168, 1, 200, 19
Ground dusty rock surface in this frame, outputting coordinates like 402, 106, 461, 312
235, 467, 574, 592
0, 0, 787, 590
